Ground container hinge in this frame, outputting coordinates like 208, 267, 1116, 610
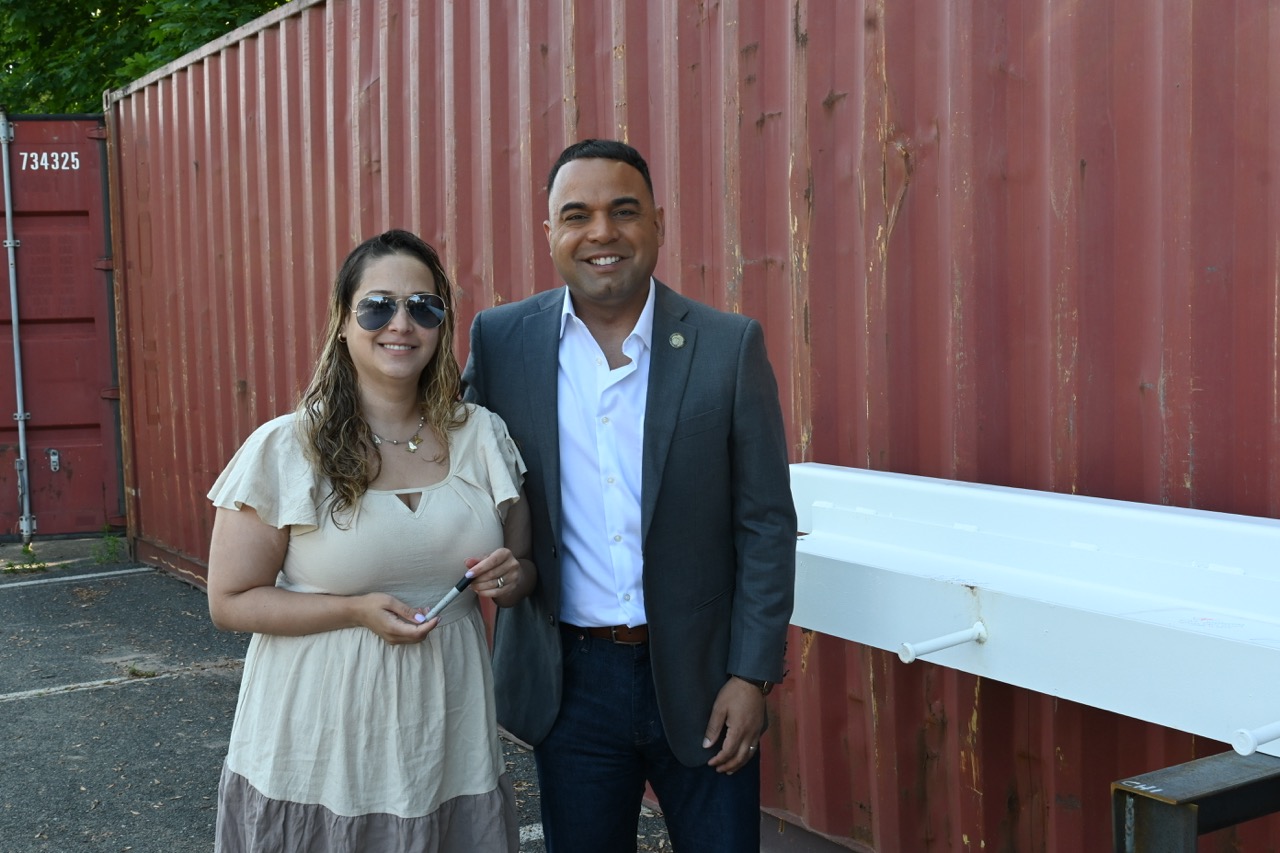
3, 239, 19, 249
93, 256, 113, 271
86, 127, 108, 140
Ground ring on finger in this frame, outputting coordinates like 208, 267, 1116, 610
496, 576, 505, 589
748, 745, 757, 751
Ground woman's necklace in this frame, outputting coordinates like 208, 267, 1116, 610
370, 415, 426, 453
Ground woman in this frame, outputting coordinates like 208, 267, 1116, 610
206, 229, 531, 852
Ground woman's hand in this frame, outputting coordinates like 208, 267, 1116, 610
466, 550, 534, 607
465, 488, 537, 607
352, 592, 439, 644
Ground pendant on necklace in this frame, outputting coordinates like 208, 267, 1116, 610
371, 415, 426, 453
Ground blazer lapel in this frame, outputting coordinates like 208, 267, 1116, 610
642, 282, 695, 541
523, 291, 565, 538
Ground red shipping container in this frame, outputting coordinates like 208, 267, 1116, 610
106, 1, 1280, 849
0, 115, 123, 538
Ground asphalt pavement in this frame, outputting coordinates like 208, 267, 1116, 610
0, 537, 671, 853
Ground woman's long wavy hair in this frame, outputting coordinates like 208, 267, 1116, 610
299, 229, 466, 523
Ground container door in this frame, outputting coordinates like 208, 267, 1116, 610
0, 116, 124, 536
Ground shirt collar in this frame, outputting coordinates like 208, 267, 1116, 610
558, 279, 656, 351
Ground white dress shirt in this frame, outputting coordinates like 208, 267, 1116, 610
556, 281, 655, 628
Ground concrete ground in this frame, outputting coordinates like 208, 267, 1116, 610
1, 536, 845, 853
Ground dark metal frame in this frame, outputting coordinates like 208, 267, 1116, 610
1112, 751, 1280, 851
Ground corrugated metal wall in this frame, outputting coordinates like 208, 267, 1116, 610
106, 0, 1280, 849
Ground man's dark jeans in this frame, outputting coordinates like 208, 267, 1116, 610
534, 626, 761, 853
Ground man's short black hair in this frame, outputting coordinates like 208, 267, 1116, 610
547, 139, 654, 200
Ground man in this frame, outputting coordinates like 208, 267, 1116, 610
463, 139, 796, 852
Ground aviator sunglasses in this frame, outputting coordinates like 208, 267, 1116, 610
352, 292, 448, 331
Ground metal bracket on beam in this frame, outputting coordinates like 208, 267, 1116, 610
1232, 720, 1280, 756
1112, 751, 1280, 852
899, 621, 987, 664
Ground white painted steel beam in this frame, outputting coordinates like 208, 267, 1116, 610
789, 463, 1280, 758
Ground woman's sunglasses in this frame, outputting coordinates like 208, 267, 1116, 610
352, 293, 447, 331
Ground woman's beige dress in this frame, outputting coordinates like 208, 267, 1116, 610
207, 405, 523, 852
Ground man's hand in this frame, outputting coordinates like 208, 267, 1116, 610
702, 677, 767, 774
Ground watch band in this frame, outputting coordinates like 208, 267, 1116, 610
736, 675, 775, 696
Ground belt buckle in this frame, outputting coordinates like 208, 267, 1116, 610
609, 625, 625, 644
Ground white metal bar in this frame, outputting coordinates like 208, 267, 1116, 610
789, 463, 1280, 757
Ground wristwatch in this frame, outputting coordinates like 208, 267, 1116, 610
736, 676, 774, 696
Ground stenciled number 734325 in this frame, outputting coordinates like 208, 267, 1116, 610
19, 151, 81, 171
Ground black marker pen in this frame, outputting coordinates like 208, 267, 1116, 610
417, 574, 475, 622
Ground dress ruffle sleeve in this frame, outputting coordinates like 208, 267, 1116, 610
469, 405, 527, 520
207, 412, 323, 533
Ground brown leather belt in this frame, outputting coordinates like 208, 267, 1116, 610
563, 622, 649, 645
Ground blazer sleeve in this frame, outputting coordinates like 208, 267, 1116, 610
725, 318, 797, 683
461, 312, 486, 406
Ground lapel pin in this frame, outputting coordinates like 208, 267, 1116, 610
669, 332, 685, 349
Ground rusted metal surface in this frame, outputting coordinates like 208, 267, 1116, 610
106, 0, 1280, 849
0, 116, 122, 536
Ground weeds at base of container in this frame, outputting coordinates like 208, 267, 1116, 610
92, 527, 125, 564
3, 554, 49, 574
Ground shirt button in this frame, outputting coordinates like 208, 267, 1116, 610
601, 416, 610, 424
613, 534, 622, 542
623, 593, 632, 602
606, 477, 615, 484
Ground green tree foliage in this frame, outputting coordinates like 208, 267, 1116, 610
0, 0, 281, 114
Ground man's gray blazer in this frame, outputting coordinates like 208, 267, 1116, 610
462, 281, 796, 768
